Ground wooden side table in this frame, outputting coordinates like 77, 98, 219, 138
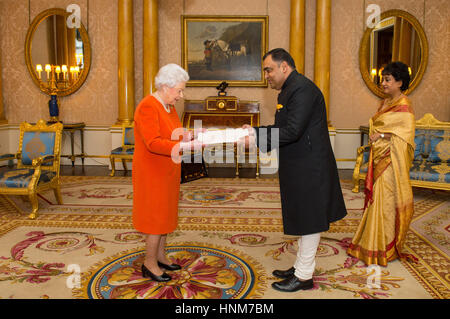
63, 122, 85, 166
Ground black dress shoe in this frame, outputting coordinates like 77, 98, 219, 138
141, 264, 171, 282
272, 275, 314, 292
158, 261, 182, 271
272, 267, 295, 279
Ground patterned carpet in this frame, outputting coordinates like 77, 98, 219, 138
0, 176, 448, 299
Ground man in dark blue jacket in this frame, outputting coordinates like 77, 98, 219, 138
243, 48, 347, 292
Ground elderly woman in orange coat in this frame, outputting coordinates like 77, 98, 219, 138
132, 64, 197, 282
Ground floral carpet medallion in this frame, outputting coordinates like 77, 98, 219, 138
0, 177, 448, 299
77, 244, 264, 299
180, 186, 281, 207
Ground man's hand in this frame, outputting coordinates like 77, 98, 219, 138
237, 135, 256, 148
242, 124, 256, 136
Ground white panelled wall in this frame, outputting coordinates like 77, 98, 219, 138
0, 124, 364, 172
334, 128, 366, 169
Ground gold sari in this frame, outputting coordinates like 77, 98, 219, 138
347, 95, 416, 266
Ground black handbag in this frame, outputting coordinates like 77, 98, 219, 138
181, 152, 208, 183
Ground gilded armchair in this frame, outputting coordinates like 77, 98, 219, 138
110, 124, 134, 176
0, 120, 63, 219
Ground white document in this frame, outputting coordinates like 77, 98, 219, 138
197, 128, 249, 144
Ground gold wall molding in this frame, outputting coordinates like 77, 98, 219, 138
117, 0, 135, 125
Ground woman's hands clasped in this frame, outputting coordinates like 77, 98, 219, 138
369, 132, 391, 143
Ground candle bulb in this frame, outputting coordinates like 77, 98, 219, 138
74, 66, 80, 80
70, 66, 74, 82
76, 53, 83, 66
55, 66, 61, 80
61, 65, 68, 80
36, 64, 42, 79
45, 64, 51, 80
371, 68, 377, 82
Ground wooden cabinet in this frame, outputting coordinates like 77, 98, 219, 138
182, 98, 260, 129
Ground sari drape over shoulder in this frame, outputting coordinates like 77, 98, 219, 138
347, 96, 416, 266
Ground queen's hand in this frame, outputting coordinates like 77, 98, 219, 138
179, 139, 204, 152
193, 127, 207, 139
182, 130, 193, 142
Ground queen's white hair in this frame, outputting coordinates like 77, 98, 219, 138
154, 63, 189, 89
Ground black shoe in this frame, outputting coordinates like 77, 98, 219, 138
158, 261, 182, 271
141, 264, 171, 282
272, 275, 314, 292
272, 267, 295, 279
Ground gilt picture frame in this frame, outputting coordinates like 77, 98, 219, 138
181, 15, 268, 87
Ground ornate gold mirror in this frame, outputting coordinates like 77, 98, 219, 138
25, 8, 91, 97
360, 10, 428, 98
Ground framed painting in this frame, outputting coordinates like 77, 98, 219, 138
181, 15, 268, 87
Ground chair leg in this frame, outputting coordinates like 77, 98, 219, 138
122, 159, 128, 172
256, 151, 259, 178
235, 145, 239, 177
110, 156, 116, 177
53, 186, 63, 204
352, 179, 360, 193
28, 193, 39, 219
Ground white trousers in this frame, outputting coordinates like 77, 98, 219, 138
294, 233, 321, 280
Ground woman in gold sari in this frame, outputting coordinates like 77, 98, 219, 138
347, 62, 416, 266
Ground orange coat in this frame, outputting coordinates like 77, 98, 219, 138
132, 95, 182, 234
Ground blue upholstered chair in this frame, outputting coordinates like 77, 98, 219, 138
0, 120, 63, 219
110, 124, 134, 176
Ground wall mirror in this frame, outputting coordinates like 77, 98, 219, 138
359, 9, 428, 98
25, 8, 91, 97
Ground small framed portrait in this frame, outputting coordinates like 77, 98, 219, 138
181, 15, 268, 87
